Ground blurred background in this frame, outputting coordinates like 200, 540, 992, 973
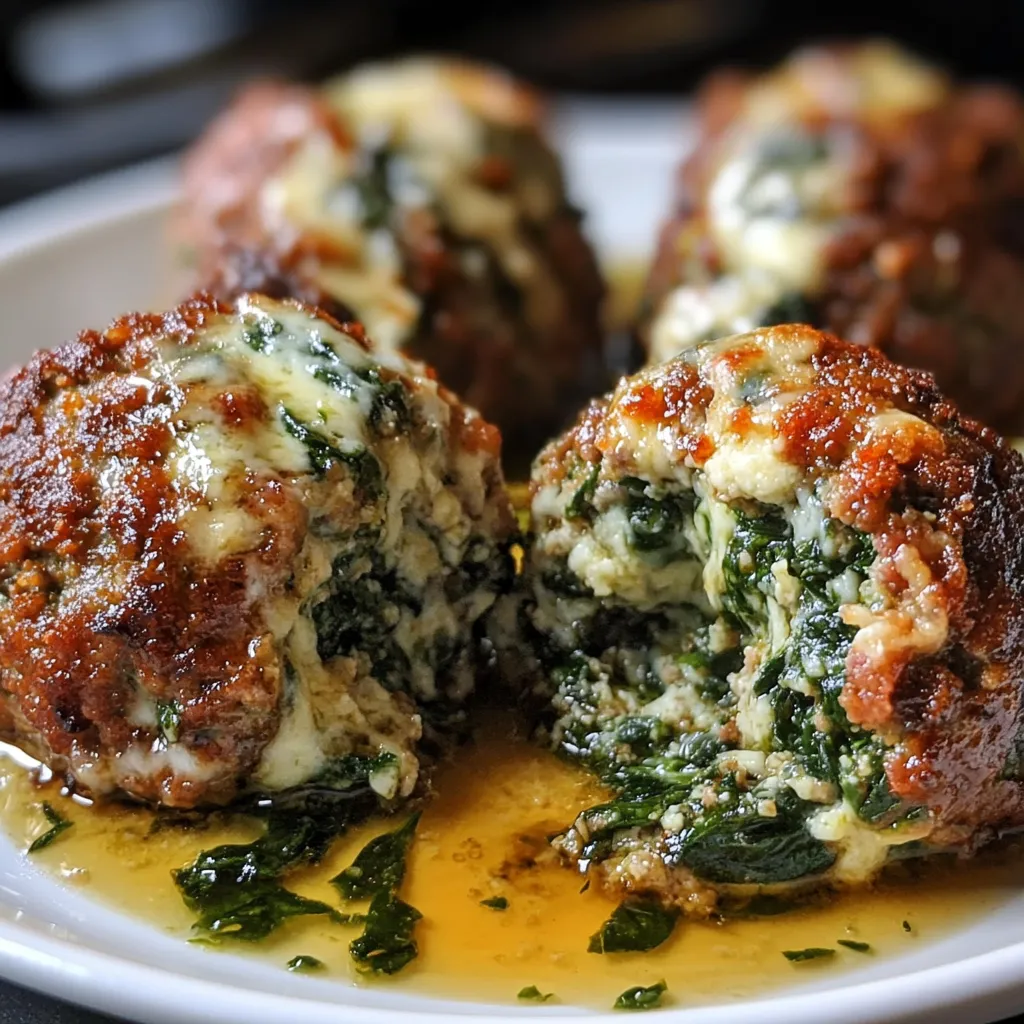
0, 0, 1020, 207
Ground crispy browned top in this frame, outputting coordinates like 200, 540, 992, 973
0, 295, 300, 806
536, 325, 1024, 840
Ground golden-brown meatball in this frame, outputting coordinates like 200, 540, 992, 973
177, 58, 607, 463
501, 323, 1024, 913
640, 40, 1024, 433
0, 293, 515, 808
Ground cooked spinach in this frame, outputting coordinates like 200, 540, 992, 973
619, 477, 693, 555
310, 550, 409, 686
481, 896, 509, 910
287, 955, 325, 972
354, 145, 393, 230
588, 898, 679, 954
174, 755, 384, 942
336, 814, 424, 976
782, 947, 835, 962
279, 407, 382, 498
759, 292, 817, 329
518, 986, 554, 1002
156, 699, 182, 744
837, 939, 871, 953
27, 802, 73, 853
670, 793, 835, 885
242, 315, 283, 353
902, 920, 913, 933
349, 891, 422, 975
332, 814, 419, 899
565, 461, 600, 520
613, 981, 667, 1011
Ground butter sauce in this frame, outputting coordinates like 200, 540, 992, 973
2, 711, 1023, 1010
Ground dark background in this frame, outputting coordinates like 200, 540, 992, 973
0, 1, 1023, 1021
0, 0, 1022, 206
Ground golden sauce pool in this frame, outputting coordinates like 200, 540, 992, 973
3, 712, 1024, 1011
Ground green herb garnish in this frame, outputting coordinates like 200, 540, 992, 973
27, 802, 73, 853
837, 939, 871, 953
331, 814, 419, 900
783, 947, 835, 962
481, 896, 509, 910
349, 891, 422, 975
173, 754, 384, 942
156, 700, 182, 743
286, 954, 325, 972
518, 986, 554, 1002
588, 898, 678, 954
613, 980, 667, 1011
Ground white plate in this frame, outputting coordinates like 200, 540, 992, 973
0, 102, 1023, 1024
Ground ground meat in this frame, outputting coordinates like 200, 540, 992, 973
500, 322, 1024, 911
176, 58, 608, 465
0, 293, 515, 808
640, 40, 1024, 434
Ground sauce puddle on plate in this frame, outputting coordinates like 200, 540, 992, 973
2, 709, 1024, 1010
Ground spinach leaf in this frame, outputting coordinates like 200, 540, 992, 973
517, 985, 554, 1002
588, 898, 679, 954
566, 462, 599, 520
354, 146, 393, 230
671, 797, 835, 885
279, 407, 382, 497
287, 955, 325, 972
174, 756, 381, 942
782, 947, 835, 962
837, 939, 871, 953
619, 477, 693, 554
28, 802, 73, 853
481, 896, 509, 910
613, 980, 667, 1011
156, 700, 182, 743
349, 891, 422, 975
332, 814, 420, 899
242, 315, 283, 353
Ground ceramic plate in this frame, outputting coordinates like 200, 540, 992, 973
0, 100, 1023, 1024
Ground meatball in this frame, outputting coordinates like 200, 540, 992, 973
640, 40, 1024, 433
177, 57, 607, 462
0, 293, 515, 809
506, 324, 1024, 913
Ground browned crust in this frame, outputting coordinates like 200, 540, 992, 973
0, 294, 301, 806
641, 49, 1024, 433
176, 77, 607, 460
536, 325, 1024, 843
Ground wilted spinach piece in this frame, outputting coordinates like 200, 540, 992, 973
354, 145, 393, 230
310, 551, 410, 687
588, 898, 679, 954
619, 477, 693, 554
613, 980, 667, 1011
27, 802, 73, 853
279, 407, 382, 498
759, 292, 817, 329
287, 955, 325, 972
174, 756, 382, 942
837, 939, 871, 953
242, 315, 283, 353
332, 814, 420, 899
156, 699, 182, 743
518, 986, 554, 1002
481, 896, 509, 910
782, 947, 835, 962
336, 814, 424, 975
566, 461, 600, 520
349, 891, 422, 975
670, 794, 835, 885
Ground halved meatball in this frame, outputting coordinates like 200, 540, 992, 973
0, 293, 515, 808
505, 324, 1024, 914
177, 57, 607, 461
640, 40, 1024, 433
